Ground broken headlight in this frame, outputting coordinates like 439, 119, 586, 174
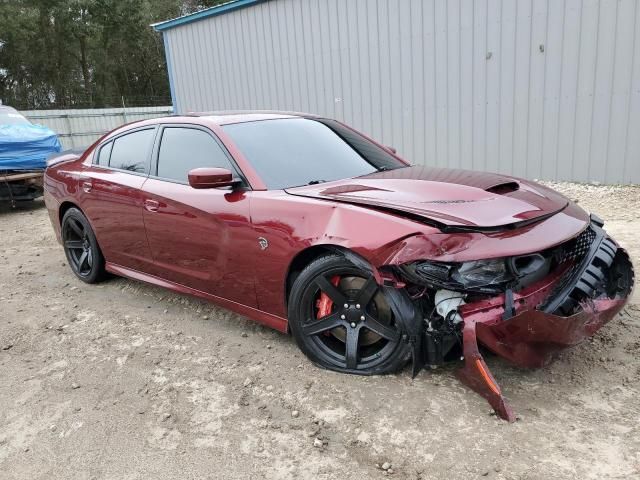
400, 259, 513, 294
450, 260, 511, 289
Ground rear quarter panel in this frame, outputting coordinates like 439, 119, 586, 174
44, 157, 87, 243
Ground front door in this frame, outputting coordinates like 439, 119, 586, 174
140, 125, 257, 307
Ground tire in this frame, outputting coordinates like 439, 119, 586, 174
288, 254, 411, 375
61, 207, 106, 283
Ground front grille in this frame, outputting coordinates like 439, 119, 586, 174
539, 227, 598, 313
541, 227, 597, 307
540, 224, 619, 315
561, 226, 596, 263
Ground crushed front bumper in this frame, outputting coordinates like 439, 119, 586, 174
453, 222, 634, 421
457, 284, 630, 421
394, 219, 635, 421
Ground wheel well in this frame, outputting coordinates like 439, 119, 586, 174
284, 244, 375, 309
285, 246, 336, 308
58, 201, 82, 225
58, 201, 106, 259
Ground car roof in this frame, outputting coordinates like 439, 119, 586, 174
102, 110, 321, 141
190, 110, 318, 125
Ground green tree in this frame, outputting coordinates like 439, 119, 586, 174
0, 0, 227, 109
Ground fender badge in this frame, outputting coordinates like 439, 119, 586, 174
258, 237, 269, 250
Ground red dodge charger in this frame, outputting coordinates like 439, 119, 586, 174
44, 112, 634, 420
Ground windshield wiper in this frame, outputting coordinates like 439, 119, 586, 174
307, 180, 326, 185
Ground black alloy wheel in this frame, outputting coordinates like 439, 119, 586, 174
288, 254, 410, 374
61, 207, 106, 283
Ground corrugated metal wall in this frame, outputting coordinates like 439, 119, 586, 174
163, 0, 640, 184
21, 106, 173, 150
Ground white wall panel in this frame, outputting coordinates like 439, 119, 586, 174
21, 106, 173, 150
626, 1, 640, 183
163, 0, 640, 183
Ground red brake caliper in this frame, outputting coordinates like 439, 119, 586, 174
316, 276, 341, 332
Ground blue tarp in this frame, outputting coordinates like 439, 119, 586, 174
0, 124, 62, 170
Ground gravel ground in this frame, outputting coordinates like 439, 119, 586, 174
0, 182, 639, 480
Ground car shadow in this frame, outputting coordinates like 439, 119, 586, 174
0, 198, 46, 216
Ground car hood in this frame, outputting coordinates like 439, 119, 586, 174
285, 166, 569, 229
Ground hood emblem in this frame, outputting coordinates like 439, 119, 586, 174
258, 237, 269, 250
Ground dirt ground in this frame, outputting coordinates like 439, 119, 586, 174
0, 182, 639, 480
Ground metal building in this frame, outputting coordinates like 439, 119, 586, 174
154, 0, 640, 184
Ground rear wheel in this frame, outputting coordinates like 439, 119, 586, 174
61, 207, 106, 283
288, 254, 410, 375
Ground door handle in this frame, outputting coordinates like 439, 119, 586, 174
81, 181, 93, 193
144, 199, 159, 212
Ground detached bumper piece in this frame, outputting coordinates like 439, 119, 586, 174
455, 222, 634, 421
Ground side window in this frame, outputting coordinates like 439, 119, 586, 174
157, 127, 234, 183
109, 129, 154, 174
96, 141, 113, 166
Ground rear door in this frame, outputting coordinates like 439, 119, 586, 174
140, 124, 257, 306
80, 126, 156, 273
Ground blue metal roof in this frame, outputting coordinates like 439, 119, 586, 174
152, 0, 269, 32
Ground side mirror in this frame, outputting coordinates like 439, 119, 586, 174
188, 167, 239, 189
386, 145, 397, 154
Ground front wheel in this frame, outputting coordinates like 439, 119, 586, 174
61, 207, 106, 283
288, 254, 410, 375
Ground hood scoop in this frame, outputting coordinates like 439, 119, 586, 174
285, 166, 568, 229
485, 181, 520, 195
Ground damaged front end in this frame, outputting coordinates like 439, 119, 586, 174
383, 215, 635, 421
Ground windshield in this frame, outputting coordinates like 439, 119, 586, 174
0, 110, 30, 126
222, 118, 406, 189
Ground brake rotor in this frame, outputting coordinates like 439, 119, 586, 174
316, 276, 393, 346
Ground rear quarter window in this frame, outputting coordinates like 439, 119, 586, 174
96, 141, 113, 166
